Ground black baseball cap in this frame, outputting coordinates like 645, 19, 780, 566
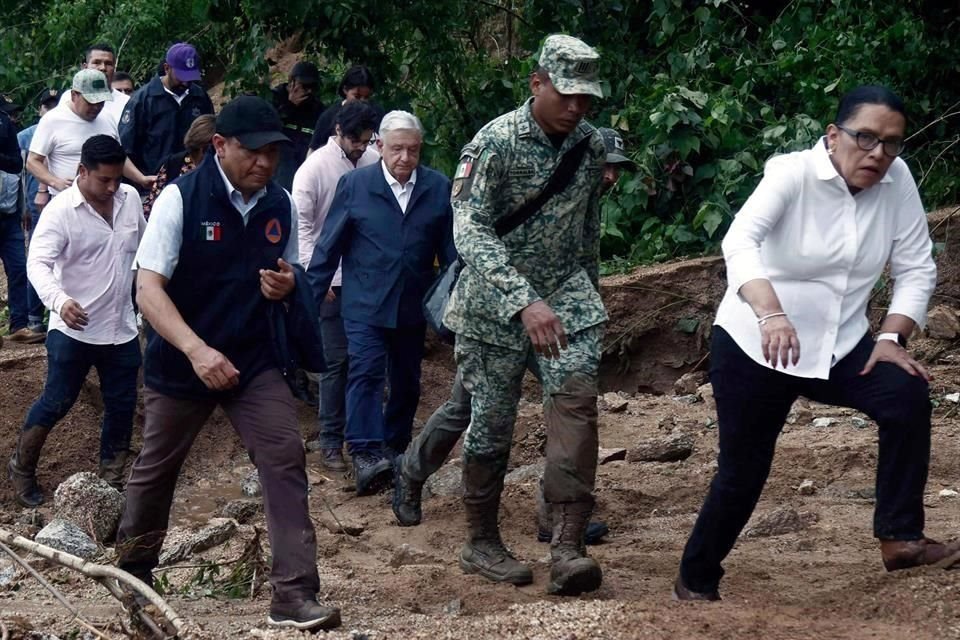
291, 61, 319, 84
216, 96, 290, 149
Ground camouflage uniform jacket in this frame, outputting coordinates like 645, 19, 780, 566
443, 97, 608, 350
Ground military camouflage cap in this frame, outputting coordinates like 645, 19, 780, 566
598, 127, 636, 170
537, 34, 602, 98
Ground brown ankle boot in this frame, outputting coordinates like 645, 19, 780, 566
459, 458, 532, 585
881, 538, 960, 571
8, 425, 51, 507
548, 501, 603, 595
98, 450, 131, 491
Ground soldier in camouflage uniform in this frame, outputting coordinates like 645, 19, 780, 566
392, 125, 640, 550
441, 34, 608, 595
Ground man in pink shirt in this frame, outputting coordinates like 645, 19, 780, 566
9, 135, 145, 506
292, 100, 380, 471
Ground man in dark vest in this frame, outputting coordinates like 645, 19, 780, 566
115, 96, 341, 632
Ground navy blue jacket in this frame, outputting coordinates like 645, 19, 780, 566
0, 111, 22, 175
119, 76, 214, 175
145, 153, 299, 399
307, 161, 457, 328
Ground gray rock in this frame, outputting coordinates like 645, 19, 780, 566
241, 470, 262, 497
674, 371, 708, 395
697, 382, 714, 401
850, 416, 871, 429
35, 518, 99, 559
926, 305, 960, 340
0, 556, 20, 589
159, 518, 238, 566
221, 499, 261, 524
797, 479, 816, 495
744, 507, 817, 538
600, 392, 628, 413
424, 461, 463, 498
318, 511, 364, 536
504, 461, 546, 486
53, 472, 123, 542
388, 543, 440, 568
598, 447, 627, 464
812, 417, 837, 428
443, 598, 463, 616
672, 394, 701, 405
627, 436, 693, 463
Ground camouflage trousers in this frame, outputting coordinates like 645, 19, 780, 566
456, 324, 603, 504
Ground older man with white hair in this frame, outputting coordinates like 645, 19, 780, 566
307, 110, 456, 495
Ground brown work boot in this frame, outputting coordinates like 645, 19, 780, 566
320, 448, 347, 472
459, 458, 532, 585
536, 481, 609, 544
881, 538, 960, 571
6, 326, 46, 344
7, 425, 51, 507
98, 451, 131, 491
547, 501, 603, 595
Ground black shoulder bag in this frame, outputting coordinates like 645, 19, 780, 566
423, 135, 593, 343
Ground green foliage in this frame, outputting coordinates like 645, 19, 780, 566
2, 0, 959, 269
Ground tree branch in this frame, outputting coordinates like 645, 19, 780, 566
0, 528, 188, 638
476, 0, 531, 27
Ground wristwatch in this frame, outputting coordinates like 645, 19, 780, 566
877, 332, 907, 348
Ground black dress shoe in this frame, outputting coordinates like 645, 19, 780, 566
320, 448, 348, 472
352, 451, 393, 496
672, 574, 721, 601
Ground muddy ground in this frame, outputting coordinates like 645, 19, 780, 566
1, 209, 959, 639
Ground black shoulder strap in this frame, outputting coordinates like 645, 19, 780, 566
493, 133, 593, 238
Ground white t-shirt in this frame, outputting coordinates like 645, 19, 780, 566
29, 104, 119, 195
58, 88, 128, 129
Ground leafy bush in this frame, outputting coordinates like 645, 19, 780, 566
2, 0, 958, 269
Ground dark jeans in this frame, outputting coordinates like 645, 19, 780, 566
24, 330, 141, 461
26, 209, 44, 328
0, 213, 28, 331
343, 319, 426, 457
680, 327, 932, 593
402, 369, 471, 482
116, 368, 320, 603
316, 288, 348, 450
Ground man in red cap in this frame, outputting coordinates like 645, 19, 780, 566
119, 42, 214, 177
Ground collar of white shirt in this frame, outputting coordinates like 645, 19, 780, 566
381, 161, 416, 192
214, 154, 267, 216
813, 135, 895, 184
67, 181, 128, 214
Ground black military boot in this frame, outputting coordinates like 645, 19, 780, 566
351, 451, 392, 496
98, 450, 131, 492
392, 454, 423, 526
548, 501, 603, 595
8, 425, 51, 507
459, 458, 532, 585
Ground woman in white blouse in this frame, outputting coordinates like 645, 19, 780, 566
674, 85, 958, 601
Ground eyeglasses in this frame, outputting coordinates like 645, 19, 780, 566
836, 125, 905, 157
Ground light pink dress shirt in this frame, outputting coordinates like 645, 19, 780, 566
292, 136, 380, 284
27, 183, 146, 345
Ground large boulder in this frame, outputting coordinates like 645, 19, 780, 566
35, 518, 99, 559
53, 472, 123, 542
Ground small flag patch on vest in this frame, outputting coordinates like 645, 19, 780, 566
202, 222, 221, 241
455, 158, 473, 179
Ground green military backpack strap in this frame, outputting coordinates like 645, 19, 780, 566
423, 134, 595, 343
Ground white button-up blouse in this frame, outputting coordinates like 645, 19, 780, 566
715, 138, 937, 379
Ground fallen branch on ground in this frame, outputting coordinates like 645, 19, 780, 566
0, 527, 189, 638
0, 539, 112, 639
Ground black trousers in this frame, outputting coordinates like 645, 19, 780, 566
680, 327, 931, 593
